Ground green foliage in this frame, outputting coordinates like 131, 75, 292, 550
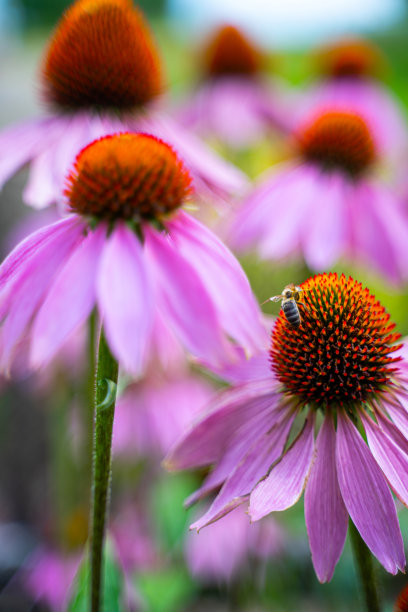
67, 541, 126, 612
137, 567, 195, 612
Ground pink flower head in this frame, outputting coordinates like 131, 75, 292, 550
230, 104, 408, 284
0, 0, 247, 210
167, 273, 408, 582
185, 504, 284, 583
0, 133, 265, 375
177, 24, 291, 149
113, 374, 215, 458
297, 38, 408, 160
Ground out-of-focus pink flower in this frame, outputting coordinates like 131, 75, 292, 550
230, 103, 408, 284
167, 273, 408, 582
0, 0, 247, 210
185, 504, 284, 583
0, 133, 266, 375
176, 24, 291, 150
114, 375, 215, 458
295, 38, 408, 163
25, 549, 81, 612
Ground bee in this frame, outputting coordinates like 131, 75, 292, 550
263, 284, 307, 327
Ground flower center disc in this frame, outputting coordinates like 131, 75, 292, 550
65, 133, 192, 221
315, 39, 384, 79
270, 273, 401, 408
202, 24, 263, 78
297, 111, 376, 177
43, 0, 162, 110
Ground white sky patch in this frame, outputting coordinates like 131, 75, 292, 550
169, 0, 405, 48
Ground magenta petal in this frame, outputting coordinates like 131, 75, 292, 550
249, 414, 315, 520
192, 410, 296, 529
144, 225, 233, 366
361, 411, 408, 507
186, 390, 284, 506
96, 224, 153, 375
304, 415, 348, 583
23, 147, 59, 209
166, 379, 279, 470
384, 396, 408, 439
30, 226, 105, 367
168, 212, 267, 353
335, 412, 405, 574
0, 218, 85, 370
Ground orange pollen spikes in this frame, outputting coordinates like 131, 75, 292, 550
270, 273, 401, 409
315, 39, 385, 79
297, 111, 376, 177
202, 24, 264, 78
43, 0, 163, 111
65, 133, 193, 222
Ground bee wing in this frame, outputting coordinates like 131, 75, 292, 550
265, 295, 283, 304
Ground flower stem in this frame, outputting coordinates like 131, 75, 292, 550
349, 521, 382, 612
89, 329, 119, 612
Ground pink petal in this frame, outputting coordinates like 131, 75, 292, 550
30, 225, 106, 367
304, 415, 348, 583
165, 379, 279, 470
0, 117, 61, 188
168, 212, 267, 353
96, 224, 153, 375
335, 411, 405, 574
138, 113, 249, 198
23, 146, 59, 209
249, 414, 315, 520
384, 396, 408, 439
361, 410, 408, 507
375, 406, 408, 456
186, 390, 284, 506
301, 172, 347, 270
0, 218, 85, 370
192, 410, 296, 529
144, 225, 233, 367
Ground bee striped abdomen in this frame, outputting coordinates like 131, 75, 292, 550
282, 301, 301, 327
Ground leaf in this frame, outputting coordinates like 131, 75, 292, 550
67, 540, 126, 612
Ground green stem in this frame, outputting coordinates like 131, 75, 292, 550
89, 329, 119, 612
349, 521, 382, 612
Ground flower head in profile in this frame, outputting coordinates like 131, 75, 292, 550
230, 105, 408, 283
167, 273, 408, 582
0, 0, 247, 209
176, 24, 290, 149
0, 133, 265, 375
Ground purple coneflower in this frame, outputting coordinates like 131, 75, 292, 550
296, 38, 408, 162
0, 132, 265, 375
167, 273, 408, 582
230, 106, 408, 283
0, 0, 247, 209
176, 24, 290, 150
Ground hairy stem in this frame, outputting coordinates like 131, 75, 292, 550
349, 521, 382, 612
89, 330, 119, 612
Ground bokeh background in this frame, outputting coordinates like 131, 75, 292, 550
2, 1, 408, 611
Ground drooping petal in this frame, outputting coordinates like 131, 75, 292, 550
168, 212, 267, 354
144, 225, 233, 367
375, 406, 408, 456
361, 410, 408, 507
301, 172, 347, 270
165, 379, 279, 471
185, 391, 284, 506
0, 217, 85, 370
30, 225, 106, 367
192, 410, 296, 529
0, 117, 61, 189
304, 414, 348, 583
136, 113, 249, 199
249, 414, 315, 520
335, 411, 405, 574
384, 396, 408, 439
23, 146, 60, 210
96, 223, 153, 375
